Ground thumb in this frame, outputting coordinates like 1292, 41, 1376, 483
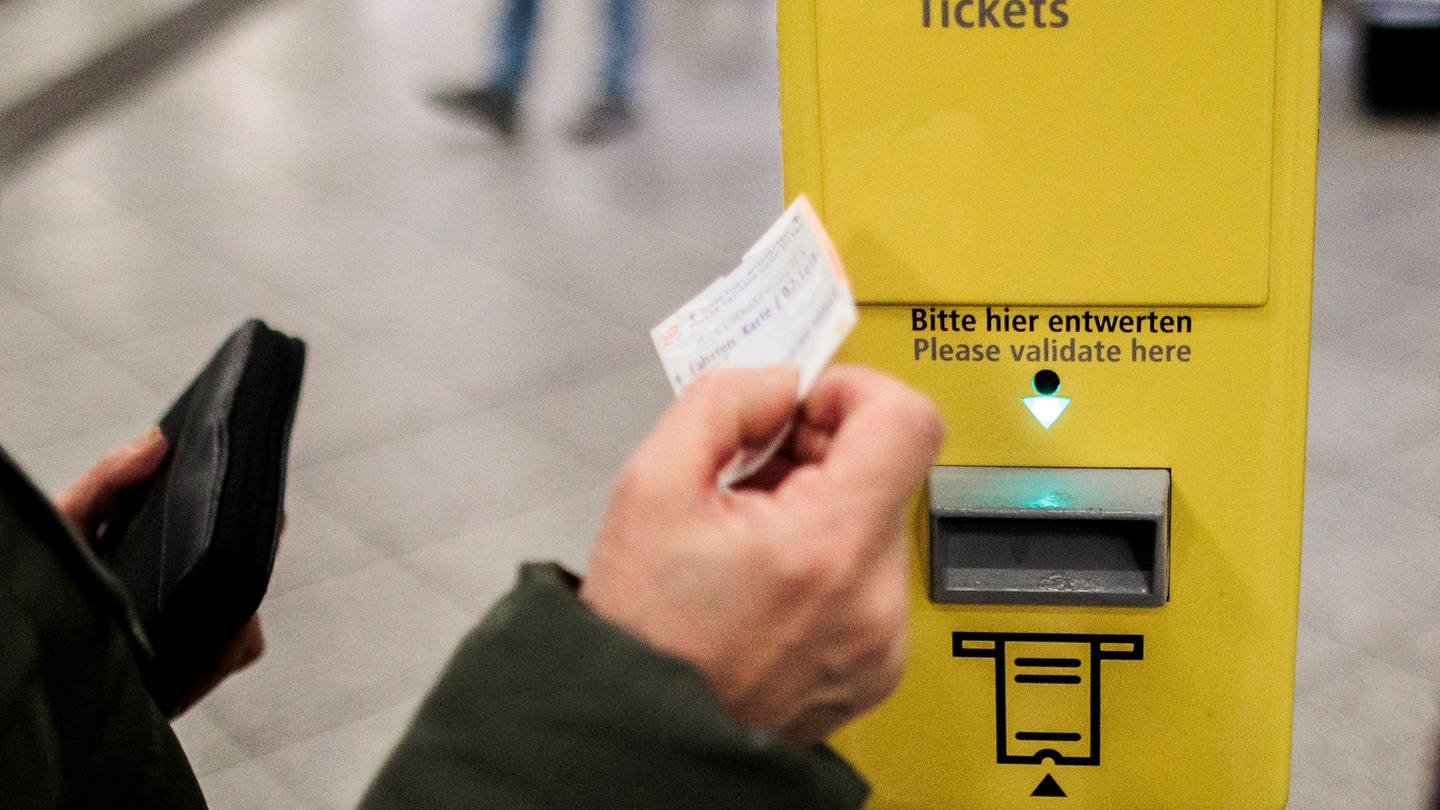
55, 427, 169, 537
635, 366, 799, 491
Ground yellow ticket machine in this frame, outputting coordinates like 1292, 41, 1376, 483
778, 2, 1319, 806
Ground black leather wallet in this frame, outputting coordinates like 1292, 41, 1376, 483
99, 319, 305, 714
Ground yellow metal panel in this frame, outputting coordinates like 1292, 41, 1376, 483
785, 0, 1279, 306
780, 0, 1318, 806
832, 300, 1308, 807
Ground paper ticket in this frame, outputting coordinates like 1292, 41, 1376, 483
651, 194, 856, 397
650, 195, 856, 484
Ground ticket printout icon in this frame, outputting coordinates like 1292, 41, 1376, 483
953, 632, 1143, 767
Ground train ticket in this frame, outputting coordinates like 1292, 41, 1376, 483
651, 194, 856, 397
650, 195, 856, 485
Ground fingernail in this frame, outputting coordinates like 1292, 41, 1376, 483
133, 426, 163, 452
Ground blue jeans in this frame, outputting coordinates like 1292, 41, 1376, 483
487, 0, 638, 103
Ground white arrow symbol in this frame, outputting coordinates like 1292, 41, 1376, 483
1022, 395, 1071, 429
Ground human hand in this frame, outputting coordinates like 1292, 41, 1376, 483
55, 426, 169, 543
580, 364, 943, 743
168, 613, 265, 717
55, 427, 266, 717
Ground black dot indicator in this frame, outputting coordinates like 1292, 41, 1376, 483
1033, 369, 1061, 396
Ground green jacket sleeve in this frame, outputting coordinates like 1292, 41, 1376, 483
360, 563, 870, 810
0, 449, 207, 810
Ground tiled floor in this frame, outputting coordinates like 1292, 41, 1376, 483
1, 1, 1437, 808
0, 0, 192, 108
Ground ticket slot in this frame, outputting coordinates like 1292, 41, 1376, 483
928, 466, 1170, 607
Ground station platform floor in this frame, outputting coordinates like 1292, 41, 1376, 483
1, 1, 1437, 807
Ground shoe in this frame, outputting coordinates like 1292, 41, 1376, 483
430, 85, 518, 139
568, 97, 635, 145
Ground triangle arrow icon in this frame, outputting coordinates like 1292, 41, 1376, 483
1022, 395, 1071, 429
1031, 773, 1066, 798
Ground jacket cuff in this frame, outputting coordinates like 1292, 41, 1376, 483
361, 562, 869, 810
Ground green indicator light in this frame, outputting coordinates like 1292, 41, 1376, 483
1023, 369, 1070, 429
1027, 491, 1069, 509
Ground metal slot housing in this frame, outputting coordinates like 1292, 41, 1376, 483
928, 466, 1170, 607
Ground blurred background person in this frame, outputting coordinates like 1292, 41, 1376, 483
431, 0, 642, 143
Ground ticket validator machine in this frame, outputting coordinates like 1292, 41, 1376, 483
778, 2, 1319, 806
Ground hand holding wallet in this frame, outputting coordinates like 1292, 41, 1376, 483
98, 319, 305, 714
